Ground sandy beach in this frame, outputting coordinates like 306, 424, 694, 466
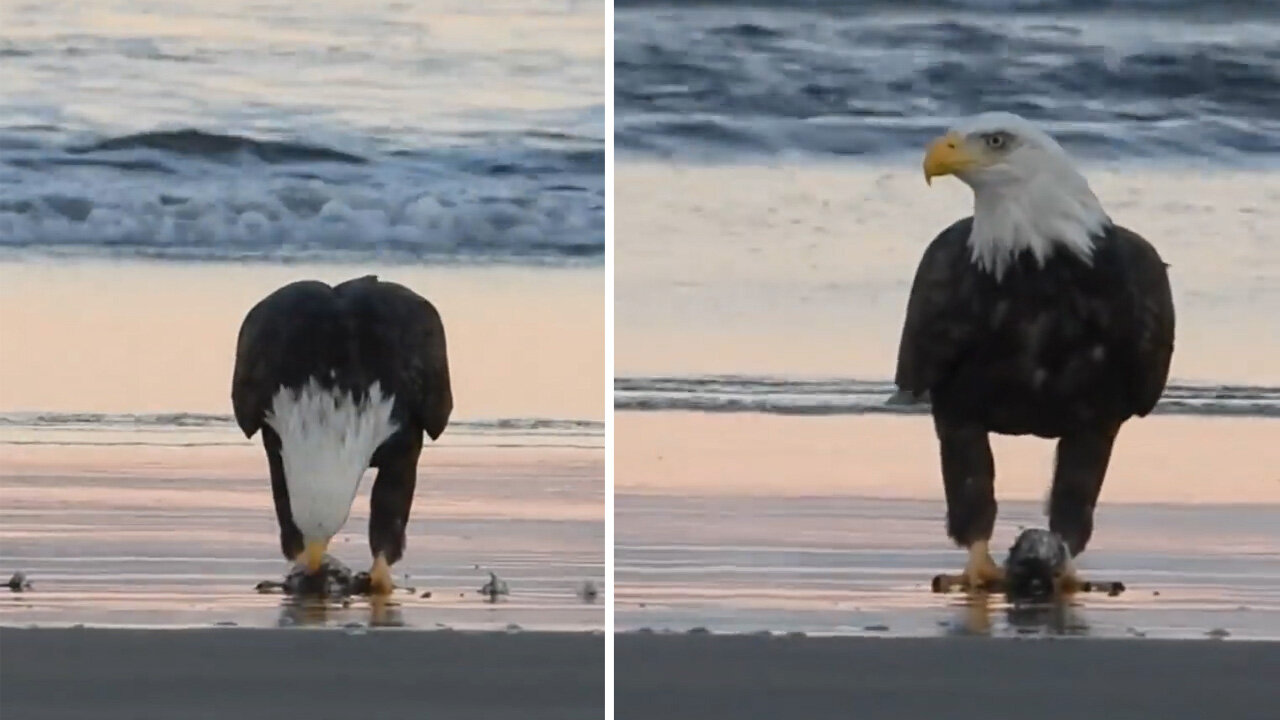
616, 633, 1280, 720
0, 261, 604, 631
616, 163, 1280, 385
616, 412, 1280, 639
1, 627, 604, 720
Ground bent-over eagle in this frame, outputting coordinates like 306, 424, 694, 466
232, 275, 452, 595
894, 112, 1175, 590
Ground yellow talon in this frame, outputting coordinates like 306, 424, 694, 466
931, 540, 1006, 593
369, 554, 394, 596
963, 540, 1005, 590
1057, 557, 1084, 594
301, 539, 329, 573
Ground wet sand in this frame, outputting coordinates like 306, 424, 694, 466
0, 627, 604, 720
616, 413, 1280, 639
616, 633, 1280, 720
1, 443, 603, 630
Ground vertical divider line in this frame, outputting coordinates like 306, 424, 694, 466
604, 0, 617, 716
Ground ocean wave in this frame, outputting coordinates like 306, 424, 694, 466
0, 128, 604, 264
615, 376, 1280, 417
71, 130, 368, 165
616, 6, 1280, 160
0, 412, 602, 435
617, 0, 1280, 13
0, 412, 603, 449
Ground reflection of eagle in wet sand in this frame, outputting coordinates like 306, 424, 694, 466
232, 275, 452, 595
894, 113, 1175, 590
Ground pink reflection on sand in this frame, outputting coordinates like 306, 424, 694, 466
616, 413, 1280, 504
0, 262, 603, 422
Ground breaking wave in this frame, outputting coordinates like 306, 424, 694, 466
615, 376, 1280, 417
0, 128, 603, 264
0, 412, 603, 448
617, 1, 1280, 161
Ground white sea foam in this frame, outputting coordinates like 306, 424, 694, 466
0, 0, 604, 263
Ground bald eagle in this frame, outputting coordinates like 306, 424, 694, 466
895, 113, 1175, 590
231, 275, 452, 595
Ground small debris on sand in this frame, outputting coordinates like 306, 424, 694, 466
479, 571, 509, 603
864, 624, 890, 632
578, 580, 599, 603
420, 590, 432, 599
505, 623, 522, 633
7, 572, 32, 592
1206, 628, 1231, 639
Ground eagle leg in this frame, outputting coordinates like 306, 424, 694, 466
1048, 427, 1119, 557
263, 428, 305, 563
367, 432, 423, 596
934, 421, 1001, 592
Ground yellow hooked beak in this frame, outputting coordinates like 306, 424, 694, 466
923, 132, 977, 185
301, 539, 329, 573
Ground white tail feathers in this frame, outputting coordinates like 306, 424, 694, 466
265, 378, 398, 542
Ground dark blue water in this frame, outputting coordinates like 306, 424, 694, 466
0, 0, 604, 264
0, 129, 604, 264
616, 0, 1280, 161
0, 412, 603, 449
614, 376, 1280, 416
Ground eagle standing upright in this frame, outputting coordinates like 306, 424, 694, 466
894, 113, 1175, 589
232, 275, 452, 595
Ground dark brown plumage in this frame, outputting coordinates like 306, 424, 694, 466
895, 218, 1174, 556
232, 275, 452, 569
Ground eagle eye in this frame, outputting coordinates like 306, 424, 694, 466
983, 132, 1010, 150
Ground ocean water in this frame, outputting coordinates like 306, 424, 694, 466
616, 377, 1280, 417
1, 0, 604, 263
615, 1, 1280, 637
617, 0, 1280, 161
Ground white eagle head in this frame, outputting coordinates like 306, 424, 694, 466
922, 112, 1110, 278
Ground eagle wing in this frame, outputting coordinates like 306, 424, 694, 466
337, 277, 453, 441
1112, 226, 1175, 417
894, 218, 982, 399
230, 280, 336, 438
